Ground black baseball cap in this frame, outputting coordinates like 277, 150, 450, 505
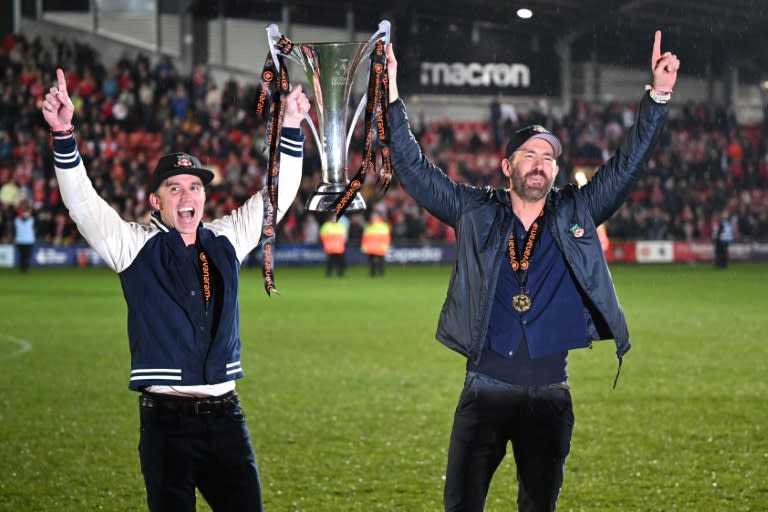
505, 125, 562, 158
150, 152, 214, 192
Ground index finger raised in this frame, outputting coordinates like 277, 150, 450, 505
56, 68, 68, 94
652, 31, 662, 63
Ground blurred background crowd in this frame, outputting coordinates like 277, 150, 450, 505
1, 33, 767, 249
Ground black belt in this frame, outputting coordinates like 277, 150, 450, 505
139, 390, 239, 415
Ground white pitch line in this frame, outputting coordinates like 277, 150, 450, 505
0, 334, 33, 360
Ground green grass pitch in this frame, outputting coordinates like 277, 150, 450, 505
0, 263, 766, 511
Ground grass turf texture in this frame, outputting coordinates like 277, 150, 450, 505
0, 263, 766, 511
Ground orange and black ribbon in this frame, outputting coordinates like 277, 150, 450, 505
198, 245, 212, 310
256, 35, 293, 295
332, 38, 392, 218
507, 211, 544, 292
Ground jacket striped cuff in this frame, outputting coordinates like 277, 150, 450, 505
130, 368, 182, 382
280, 127, 304, 157
52, 136, 81, 169
225, 360, 243, 376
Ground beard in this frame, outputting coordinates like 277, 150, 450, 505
510, 167, 553, 202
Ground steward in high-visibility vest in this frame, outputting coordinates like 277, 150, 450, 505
320, 220, 347, 254
361, 213, 391, 277
320, 218, 347, 277
362, 215, 391, 256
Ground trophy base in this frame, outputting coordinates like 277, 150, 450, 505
306, 182, 366, 213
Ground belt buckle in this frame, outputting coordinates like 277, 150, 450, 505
194, 399, 213, 415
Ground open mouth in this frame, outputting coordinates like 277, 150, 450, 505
178, 206, 195, 219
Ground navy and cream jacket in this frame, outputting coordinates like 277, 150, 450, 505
53, 130, 304, 391
388, 93, 668, 365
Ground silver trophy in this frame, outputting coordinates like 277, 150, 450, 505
267, 21, 391, 212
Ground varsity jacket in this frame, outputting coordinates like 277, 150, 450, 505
53, 130, 304, 390
388, 93, 668, 364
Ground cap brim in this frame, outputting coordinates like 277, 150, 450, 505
151, 168, 215, 191
529, 133, 562, 158
189, 168, 215, 185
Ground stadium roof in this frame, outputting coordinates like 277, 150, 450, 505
266, 0, 768, 80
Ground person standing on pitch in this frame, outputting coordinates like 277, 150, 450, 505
361, 211, 392, 277
713, 209, 733, 268
42, 68, 310, 512
385, 32, 679, 512
319, 215, 348, 277
13, 199, 35, 272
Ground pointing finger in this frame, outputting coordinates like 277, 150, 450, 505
652, 30, 662, 65
56, 68, 68, 95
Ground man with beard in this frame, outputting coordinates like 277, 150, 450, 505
384, 31, 679, 512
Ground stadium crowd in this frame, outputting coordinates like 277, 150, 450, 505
1, 33, 767, 249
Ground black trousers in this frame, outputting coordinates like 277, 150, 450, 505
444, 372, 574, 512
138, 391, 262, 511
368, 254, 385, 276
714, 241, 729, 268
325, 253, 346, 276
16, 243, 32, 272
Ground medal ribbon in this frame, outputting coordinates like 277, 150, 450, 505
198, 246, 212, 310
507, 211, 543, 294
332, 39, 392, 217
256, 35, 293, 295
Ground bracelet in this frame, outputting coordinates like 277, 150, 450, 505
50, 125, 75, 137
645, 85, 672, 104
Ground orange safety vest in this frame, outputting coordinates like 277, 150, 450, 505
320, 221, 346, 254
361, 221, 391, 256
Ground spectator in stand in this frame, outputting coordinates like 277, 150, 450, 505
0, 173, 20, 209
490, 96, 503, 151
171, 83, 191, 121
301, 209, 320, 244
0, 33, 765, 251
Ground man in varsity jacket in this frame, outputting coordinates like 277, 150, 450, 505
42, 68, 310, 511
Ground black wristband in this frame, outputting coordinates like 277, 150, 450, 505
50, 125, 75, 137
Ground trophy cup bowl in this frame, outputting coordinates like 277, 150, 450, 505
267, 21, 390, 213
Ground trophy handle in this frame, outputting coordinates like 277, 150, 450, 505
266, 24, 284, 71
266, 24, 301, 71
266, 24, 322, 150
345, 20, 391, 154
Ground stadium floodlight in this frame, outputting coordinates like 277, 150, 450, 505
517, 8, 533, 19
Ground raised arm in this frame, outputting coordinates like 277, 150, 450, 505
384, 43, 484, 226
207, 85, 310, 261
583, 31, 679, 224
44, 69, 154, 272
